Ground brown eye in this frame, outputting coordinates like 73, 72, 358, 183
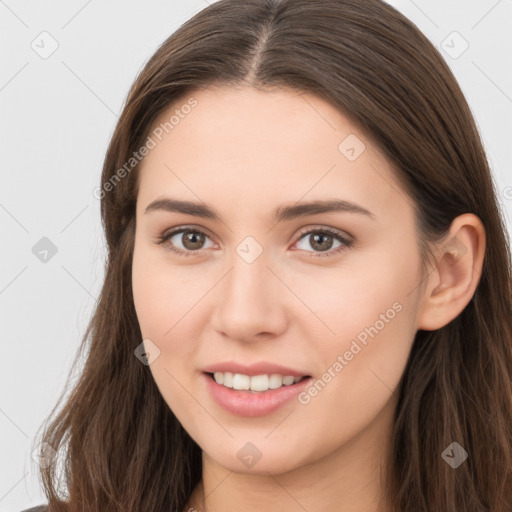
306, 233, 335, 252
158, 228, 215, 255
180, 230, 206, 250
157, 226, 353, 258
294, 228, 353, 257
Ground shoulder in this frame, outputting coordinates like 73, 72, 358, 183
19, 506, 48, 512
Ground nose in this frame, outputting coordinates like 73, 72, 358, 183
210, 250, 289, 344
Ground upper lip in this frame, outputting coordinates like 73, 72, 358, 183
202, 361, 310, 377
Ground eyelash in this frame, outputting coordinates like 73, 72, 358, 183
156, 226, 353, 258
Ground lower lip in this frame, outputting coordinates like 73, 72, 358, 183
203, 373, 312, 417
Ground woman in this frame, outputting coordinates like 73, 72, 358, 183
28, 0, 512, 511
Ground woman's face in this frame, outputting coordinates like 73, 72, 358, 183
132, 85, 425, 475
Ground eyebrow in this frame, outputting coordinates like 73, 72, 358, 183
144, 197, 374, 224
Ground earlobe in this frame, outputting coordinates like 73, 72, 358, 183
417, 214, 486, 331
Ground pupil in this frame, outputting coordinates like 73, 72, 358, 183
311, 233, 332, 251
184, 231, 204, 250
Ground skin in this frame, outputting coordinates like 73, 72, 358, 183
131, 85, 486, 512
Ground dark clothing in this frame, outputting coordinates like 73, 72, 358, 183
20, 506, 48, 512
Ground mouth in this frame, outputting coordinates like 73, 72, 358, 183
203, 371, 313, 416
205, 371, 312, 393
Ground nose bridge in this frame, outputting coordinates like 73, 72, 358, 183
227, 248, 269, 303
211, 243, 287, 340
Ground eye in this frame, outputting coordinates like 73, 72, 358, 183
156, 226, 353, 257
293, 227, 353, 257
156, 227, 216, 256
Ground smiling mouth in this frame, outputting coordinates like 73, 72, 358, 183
206, 372, 312, 393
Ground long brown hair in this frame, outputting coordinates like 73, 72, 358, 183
35, 0, 512, 510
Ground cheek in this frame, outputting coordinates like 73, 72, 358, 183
296, 306, 414, 456
132, 246, 204, 423
288, 243, 417, 344
132, 242, 207, 387
293, 245, 419, 401
290, 285, 416, 461
132, 241, 197, 338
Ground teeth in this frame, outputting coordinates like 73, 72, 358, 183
250, 374, 269, 391
212, 372, 305, 392
232, 373, 250, 390
269, 374, 282, 389
222, 372, 233, 388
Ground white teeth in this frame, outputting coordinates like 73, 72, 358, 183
212, 372, 306, 392
269, 374, 283, 389
232, 373, 250, 390
250, 374, 269, 391
223, 372, 233, 388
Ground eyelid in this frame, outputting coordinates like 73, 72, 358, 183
157, 224, 354, 256
159, 224, 352, 242
295, 225, 353, 243
159, 224, 217, 244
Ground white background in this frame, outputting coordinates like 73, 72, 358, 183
1, 0, 511, 510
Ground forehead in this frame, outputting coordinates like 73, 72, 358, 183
136, 86, 409, 222
147, 85, 362, 157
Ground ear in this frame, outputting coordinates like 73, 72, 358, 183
417, 213, 486, 331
